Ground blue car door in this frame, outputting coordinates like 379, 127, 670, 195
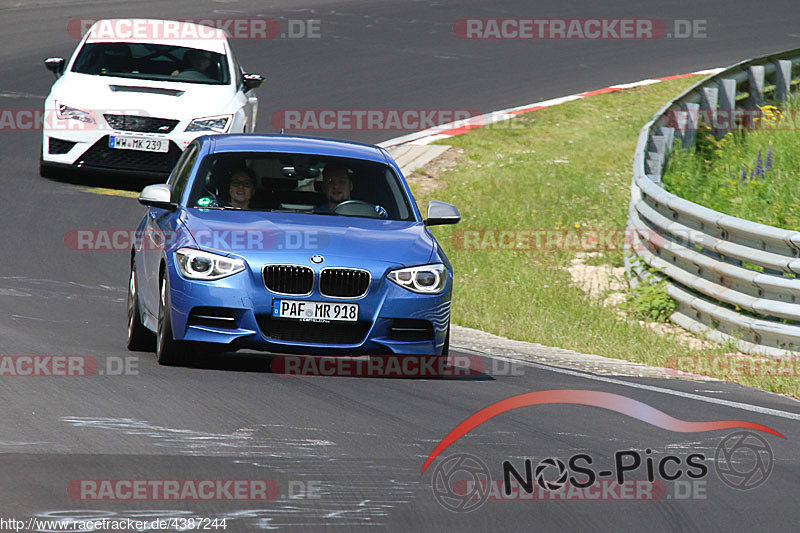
140, 144, 200, 317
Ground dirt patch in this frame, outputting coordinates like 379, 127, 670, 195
565, 252, 717, 351
404, 146, 465, 196
566, 252, 627, 306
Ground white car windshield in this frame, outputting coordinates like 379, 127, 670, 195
71, 42, 230, 85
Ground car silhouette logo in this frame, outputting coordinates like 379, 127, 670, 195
310, 255, 324, 264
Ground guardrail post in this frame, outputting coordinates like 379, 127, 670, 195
645, 154, 663, 183
747, 66, 765, 110
647, 131, 670, 182
680, 102, 699, 148
774, 59, 792, 101
657, 126, 675, 146
657, 126, 675, 159
700, 86, 718, 136
716, 78, 737, 137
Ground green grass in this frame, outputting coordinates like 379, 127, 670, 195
405, 77, 800, 398
662, 97, 800, 230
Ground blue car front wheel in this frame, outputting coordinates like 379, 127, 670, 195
126, 262, 154, 352
157, 274, 187, 366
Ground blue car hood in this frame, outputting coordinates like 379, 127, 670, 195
180, 209, 434, 266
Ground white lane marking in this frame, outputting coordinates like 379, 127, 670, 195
457, 348, 800, 422
609, 79, 662, 89
0, 91, 44, 99
0, 288, 31, 297
378, 68, 727, 148
61, 416, 336, 455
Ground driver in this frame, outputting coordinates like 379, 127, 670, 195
317, 163, 353, 212
171, 49, 213, 77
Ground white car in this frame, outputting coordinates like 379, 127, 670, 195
40, 19, 263, 179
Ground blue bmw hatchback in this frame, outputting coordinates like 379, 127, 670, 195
126, 134, 460, 365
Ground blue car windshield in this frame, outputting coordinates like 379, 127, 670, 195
71, 43, 230, 84
186, 152, 416, 221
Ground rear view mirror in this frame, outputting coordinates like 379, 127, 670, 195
138, 184, 177, 210
243, 73, 264, 92
44, 57, 65, 78
424, 200, 461, 226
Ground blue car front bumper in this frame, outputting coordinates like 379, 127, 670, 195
165, 258, 450, 355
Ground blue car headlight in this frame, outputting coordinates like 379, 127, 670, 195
175, 248, 245, 280
387, 263, 447, 294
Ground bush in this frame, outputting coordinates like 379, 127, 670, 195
626, 276, 677, 322
662, 99, 800, 230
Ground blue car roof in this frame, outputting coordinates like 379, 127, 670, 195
201, 134, 389, 164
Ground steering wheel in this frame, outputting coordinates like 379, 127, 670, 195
333, 200, 387, 218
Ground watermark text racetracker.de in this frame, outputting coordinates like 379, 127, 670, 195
1, 516, 228, 532
662, 108, 800, 131
271, 109, 483, 132
454, 18, 707, 39
64, 228, 326, 252
270, 354, 524, 378
24, 508, 321, 533
1, 107, 156, 132
456, 476, 702, 502
0, 355, 137, 376
68, 479, 281, 501
666, 354, 800, 378
67, 18, 321, 40
450, 228, 662, 252
0, 108, 102, 131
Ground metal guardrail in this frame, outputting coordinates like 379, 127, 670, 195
626, 48, 800, 356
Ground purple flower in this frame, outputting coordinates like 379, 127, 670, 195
740, 164, 747, 182
766, 142, 773, 172
755, 150, 763, 176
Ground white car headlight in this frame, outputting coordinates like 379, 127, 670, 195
56, 102, 96, 124
185, 115, 232, 133
388, 263, 447, 294
175, 248, 245, 280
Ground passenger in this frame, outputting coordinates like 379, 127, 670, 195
172, 49, 213, 77
226, 167, 258, 209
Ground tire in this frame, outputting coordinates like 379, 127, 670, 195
39, 161, 51, 178
39, 156, 59, 179
126, 263, 155, 351
156, 273, 186, 366
39, 140, 62, 179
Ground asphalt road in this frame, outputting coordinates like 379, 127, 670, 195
1, 1, 800, 531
